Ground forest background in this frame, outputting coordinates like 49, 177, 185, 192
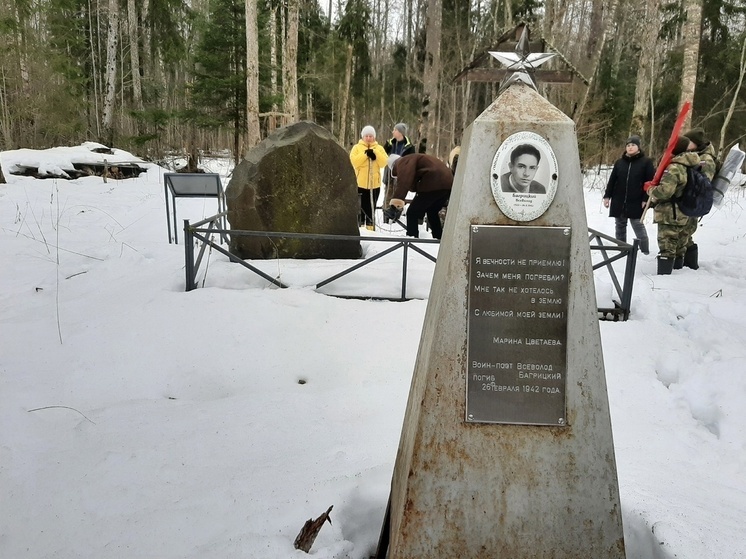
1, 0, 746, 168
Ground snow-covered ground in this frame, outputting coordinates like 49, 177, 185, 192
1, 145, 745, 558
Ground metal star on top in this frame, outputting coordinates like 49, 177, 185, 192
489, 26, 555, 94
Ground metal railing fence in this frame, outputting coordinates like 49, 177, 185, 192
183, 214, 638, 319
588, 228, 639, 321
183, 212, 437, 301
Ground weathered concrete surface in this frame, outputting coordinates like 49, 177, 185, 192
225, 121, 360, 259
387, 85, 626, 558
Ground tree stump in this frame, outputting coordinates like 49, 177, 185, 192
293, 505, 333, 553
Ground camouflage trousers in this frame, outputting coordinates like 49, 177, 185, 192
657, 222, 688, 258
681, 217, 698, 249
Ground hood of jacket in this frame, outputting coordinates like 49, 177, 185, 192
671, 151, 701, 166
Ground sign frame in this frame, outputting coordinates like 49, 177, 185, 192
465, 225, 571, 426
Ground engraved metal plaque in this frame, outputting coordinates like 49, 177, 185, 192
466, 225, 571, 426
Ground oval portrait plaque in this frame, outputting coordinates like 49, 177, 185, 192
490, 131, 559, 222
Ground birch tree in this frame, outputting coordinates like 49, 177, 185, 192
269, 2, 279, 132
339, 44, 353, 144
14, 0, 31, 101
283, 0, 300, 125
679, 0, 703, 129
418, 0, 442, 153
718, 34, 746, 158
102, 0, 120, 145
575, 0, 619, 123
630, 0, 660, 138
246, 0, 261, 148
127, 0, 143, 111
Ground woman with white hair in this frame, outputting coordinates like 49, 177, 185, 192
350, 125, 388, 230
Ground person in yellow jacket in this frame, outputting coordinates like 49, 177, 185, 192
350, 125, 388, 229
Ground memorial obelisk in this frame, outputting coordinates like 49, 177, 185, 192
386, 52, 626, 558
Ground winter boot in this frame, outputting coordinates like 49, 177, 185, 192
657, 256, 674, 275
673, 256, 684, 269
684, 244, 699, 270
638, 237, 650, 255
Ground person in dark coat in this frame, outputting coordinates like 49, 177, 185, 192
603, 135, 655, 254
382, 123, 415, 217
383, 123, 415, 157
383, 154, 453, 240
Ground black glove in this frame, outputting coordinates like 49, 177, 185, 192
365, 149, 376, 161
383, 205, 402, 221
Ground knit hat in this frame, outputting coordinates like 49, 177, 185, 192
361, 125, 376, 138
394, 123, 407, 135
626, 135, 641, 148
387, 154, 401, 171
448, 146, 461, 168
683, 128, 707, 150
673, 136, 690, 155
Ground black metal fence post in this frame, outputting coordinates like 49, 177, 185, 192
619, 239, 639, 320
184, 219, 196, 291
401, 240, 409, 300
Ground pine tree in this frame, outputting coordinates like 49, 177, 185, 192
192, 0, 248, 162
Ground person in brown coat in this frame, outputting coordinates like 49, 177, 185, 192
383, 153, 453, 239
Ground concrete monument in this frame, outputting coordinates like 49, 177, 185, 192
386, 83, 626, 557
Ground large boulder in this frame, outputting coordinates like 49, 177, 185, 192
226, 121, 361, 259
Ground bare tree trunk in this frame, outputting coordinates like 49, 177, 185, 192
0, 67, 13, 147
460, 80, 471, 140
245, 0, 261, 149
648, 57, 656, 149
380, 66, 386, 125
379, 0, 389, 125
718, 34, 746, 157
141, 0, 151, 82
269, 3, 278, 133
283, 0, 300, 125
405, 0, 414, 91
127, 0, 143, 110
339, 44, 353, 145
88, 0, 102, 138
575, 0, 619, 123
630, 0, 659, 137
679, 0, 703, 130
418, 0, 442, 153
544, 0, 555, 42
586, 0, 605, 58
103, 0, 120, 146
14, 2, 30, 102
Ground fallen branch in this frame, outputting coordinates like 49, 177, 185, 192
27, 405, 96, 424
293, 505, 333, 553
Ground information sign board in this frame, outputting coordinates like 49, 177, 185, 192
466, 225, 571, 425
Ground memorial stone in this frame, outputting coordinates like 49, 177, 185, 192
226, 121, 360, 259
387, 84, 626, 558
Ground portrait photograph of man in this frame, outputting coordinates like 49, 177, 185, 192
490, 131, 559, 222
500, 143, 547, 194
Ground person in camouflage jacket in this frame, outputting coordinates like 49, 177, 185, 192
647, 136, 701, 274
678, 128, 718, 270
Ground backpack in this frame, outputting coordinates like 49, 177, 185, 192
675, 163, 714, 217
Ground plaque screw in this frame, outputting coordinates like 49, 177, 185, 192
473, 226, 479, 233
563, 228, 570, 236
558, 418, 565, 425
468, 414, 474, 420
